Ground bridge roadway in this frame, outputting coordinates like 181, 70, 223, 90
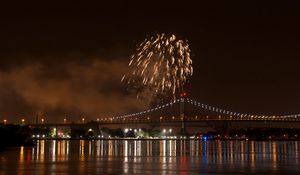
29, 115, 300, 129
98, 115, 300, 124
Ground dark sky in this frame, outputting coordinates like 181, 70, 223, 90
1, 1, 300, 122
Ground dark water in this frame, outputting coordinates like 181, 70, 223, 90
0, 140, 299, 174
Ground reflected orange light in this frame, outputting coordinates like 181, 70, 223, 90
19, 146, 24, 163
272, 142, 277, 169
80, 140, 85, 161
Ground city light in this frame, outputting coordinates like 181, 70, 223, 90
3, 119, 7, 124
21, 119, 25, 124
41, 118, 45, 124
82, 118, 85, 123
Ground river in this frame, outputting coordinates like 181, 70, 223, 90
0, 139, 299, 174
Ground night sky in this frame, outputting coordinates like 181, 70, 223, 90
1, 1, 300, 122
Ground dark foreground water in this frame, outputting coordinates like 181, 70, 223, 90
0, 140, 300, 174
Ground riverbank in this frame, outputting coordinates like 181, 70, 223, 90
0, 124, 34, 148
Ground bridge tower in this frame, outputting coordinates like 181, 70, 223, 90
180, 92, 187, 134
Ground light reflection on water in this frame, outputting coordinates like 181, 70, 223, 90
1, 140, 300, 174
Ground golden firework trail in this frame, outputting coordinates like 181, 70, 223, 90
122, 33, 193, 98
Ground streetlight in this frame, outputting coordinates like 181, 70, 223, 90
3, 119, 7, 125
124, 128, 128, 137
162, 129, 167, 138
41, 118, 45, 124
64, 118, 67, 124
82, 118, 85, 123
21, 119, 25, 124
96, 118, 100, 122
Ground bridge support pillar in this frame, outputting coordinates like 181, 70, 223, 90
180, 96, 186, 134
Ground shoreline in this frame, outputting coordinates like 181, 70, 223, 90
29, 138, 300, 141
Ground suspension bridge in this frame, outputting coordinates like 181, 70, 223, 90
29, 95, 300, 132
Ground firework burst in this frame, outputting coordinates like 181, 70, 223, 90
122, 33, 193, 98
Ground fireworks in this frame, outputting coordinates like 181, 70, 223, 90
122, 33, 193, 98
